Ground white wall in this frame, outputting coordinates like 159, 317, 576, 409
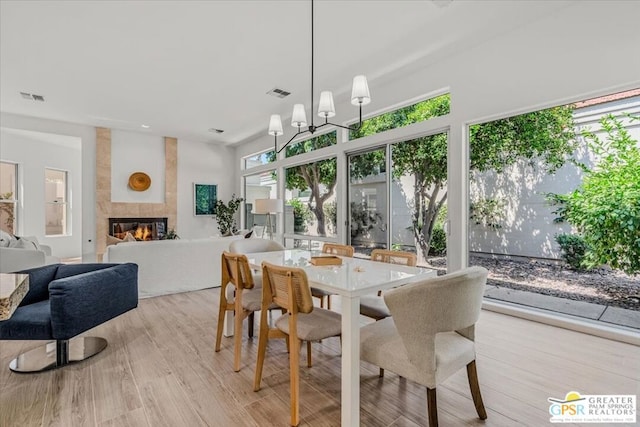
0, 128, 82, 258
235, 0, 640, 269
111, 130, 165, 203
0, 113, 95, 260
177, 139, 236, 239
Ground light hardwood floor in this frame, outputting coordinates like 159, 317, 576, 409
1, 288, 638, 426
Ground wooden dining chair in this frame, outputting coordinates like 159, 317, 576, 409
311, 243, 354, 310
360, 249, 417, 321
360, 267, 489, 427
254, 262, 342, 427
215, 251, 274, 372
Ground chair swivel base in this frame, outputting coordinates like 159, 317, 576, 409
9, 337, 108, 373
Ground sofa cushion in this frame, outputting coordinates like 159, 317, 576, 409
8, 237, 36, 250
0, 300, 52, 340
18, 236, 41, 251
0, 229, 13, 247
19, 263, 60, 307
54, 263, 118, 280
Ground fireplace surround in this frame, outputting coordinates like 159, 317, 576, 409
108, 217, 168, 241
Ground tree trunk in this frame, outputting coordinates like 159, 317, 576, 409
412, 175, 447, 262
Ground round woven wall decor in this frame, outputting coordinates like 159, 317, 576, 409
128, 172, 151, 191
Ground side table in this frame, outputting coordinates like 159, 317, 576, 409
0, 273, 29, 320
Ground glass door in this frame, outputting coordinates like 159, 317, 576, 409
348, 147, 388, 255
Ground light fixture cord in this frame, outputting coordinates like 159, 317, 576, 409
310, 0, 314, 129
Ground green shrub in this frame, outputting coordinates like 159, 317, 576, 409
555, 234, 590, 271
429, 224, 447, 256
551, 113, 640, 274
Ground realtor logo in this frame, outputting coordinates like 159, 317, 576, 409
548, 391, 636, 423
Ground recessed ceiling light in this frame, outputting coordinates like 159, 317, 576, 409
208, 128, 224, 134
141, 124, 150, 129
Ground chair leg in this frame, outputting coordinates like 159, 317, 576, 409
215, 286, 227, 352
290, 338, 301, 426
233, 307, 243, 372
379, 368, 384, 378
326, 295, 331, 310
253, 311, 270, 392
319, 296, 325, 308
306, 341, 312, 368
466, 360, 487, 420
248, 312, 255, 338
427, 387, 438, 427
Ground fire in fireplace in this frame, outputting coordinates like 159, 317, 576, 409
108, 217, 168, 241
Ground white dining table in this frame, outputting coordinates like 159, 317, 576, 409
243, 249, 437, 426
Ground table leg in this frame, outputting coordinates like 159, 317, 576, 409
341, 294, 360, 426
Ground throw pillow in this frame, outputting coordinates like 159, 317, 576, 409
123, 232, 137, 242
106, 235, 123, 246
0, 229, 13, 247
8, 237, 35, 250
19, 235, 42, 251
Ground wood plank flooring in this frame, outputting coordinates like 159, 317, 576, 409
1, 288, 638, 426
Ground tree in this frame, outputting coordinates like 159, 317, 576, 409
267, 132, 337, 236
551, 114, 640, 275
352, 95, 577, 259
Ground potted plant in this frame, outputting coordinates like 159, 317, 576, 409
214, 194, 244, 236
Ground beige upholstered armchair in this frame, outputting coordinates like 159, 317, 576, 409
360, 266, 489, 427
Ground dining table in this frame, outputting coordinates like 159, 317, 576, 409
244, 249, 437, 426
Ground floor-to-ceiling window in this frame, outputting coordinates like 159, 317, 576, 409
243, 168, 277, 238
468, 89, 639, 329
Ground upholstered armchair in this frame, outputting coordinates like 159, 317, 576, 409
0, 263, 138, 373
360, 266, 489, 427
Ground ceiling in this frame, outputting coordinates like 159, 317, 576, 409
0, 0, 572, 146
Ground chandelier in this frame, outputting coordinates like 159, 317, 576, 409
268, 0, 371, 154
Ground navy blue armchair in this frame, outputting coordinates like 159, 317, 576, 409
0, 263, 138, 373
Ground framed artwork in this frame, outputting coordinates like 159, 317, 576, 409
193, 183, 217, 216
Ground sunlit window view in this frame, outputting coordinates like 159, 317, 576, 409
244, 149, 275, 169
45, 168, 68, 236
347, 132, 448, 271
243, 170, 277, 238
469, 89, 639, 328
349, 93, 450, 140
285, 131, 336, 158
0, 161, 18, 234
284, 157, 337, 239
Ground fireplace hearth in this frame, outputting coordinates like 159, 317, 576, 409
108, 217, 168, 241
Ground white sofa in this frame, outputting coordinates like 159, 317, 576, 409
0, 244, 60, 273
103, 236, 244, 298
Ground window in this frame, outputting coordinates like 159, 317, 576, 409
0, 161, 18, 234
243, 170, 277, 237
244, 149, 275, 169
285, 131, 336, 158
468, 89, 640, 328
349, 93, 450, 140
284, 157, 337, 238
45, 168, 69, 236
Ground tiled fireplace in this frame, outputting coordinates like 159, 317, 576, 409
95, 128, 177, 259
108, 217, 168, 241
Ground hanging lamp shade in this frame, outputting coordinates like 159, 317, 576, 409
317, 91, 336, 118
351, 75, 371, 106
291, 104, 308, 128
268, 114, 284, 136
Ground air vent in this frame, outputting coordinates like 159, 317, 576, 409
267, 87, 291, 98
19, 92, 45, 101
